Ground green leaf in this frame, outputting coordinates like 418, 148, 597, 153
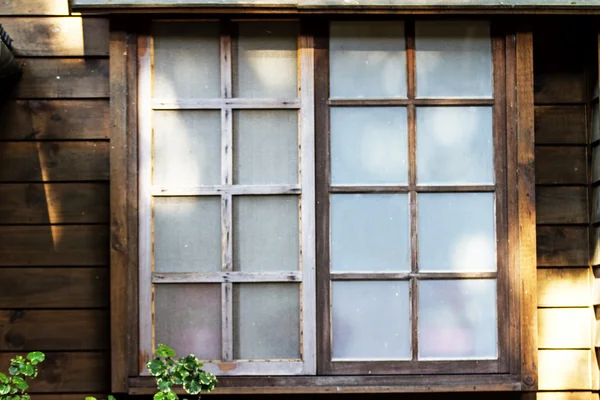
147, 359, 167, 376
85, 397, 97, 400
157, 344, 176, 357
154, 392, 166, 400
11, 377, 28, 392
26, 352, 44, 365
7, 366, 19, 376
19, 364, 34, 377
108, 395, 116, 400
0, 373, 9, 384
0, 384, 10, 395
21, 394, 30, 400
166, 391, 178, 400
182, 378, 201, 395
157, 379, 171, 393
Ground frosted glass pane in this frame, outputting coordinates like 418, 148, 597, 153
419, 280, 497, 359
331, 194, 409, 272
233, 283, 300, 359
415, 21, 492, 98
331, 107, 408, 184
153, 111, 221, 186
233, 110, 298, 185
154, 197, 221, 273
234, 22, 298, 98
332, 281, 410, 360
417, 107, 493, 185
330, 21, 407, 99
592, 102, 600, 143
155, 284, 221, 360
233, 196, 299, 272
153, 22, 220, 99
418, 193, 496, 272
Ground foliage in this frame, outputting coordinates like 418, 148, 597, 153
0, 352, 45, 400
146, 344, 217, 400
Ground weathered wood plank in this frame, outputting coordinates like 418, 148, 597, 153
591, 227, 600, 266
534, 105, 586, 144
592, 186, 600, 224
0, 268, 108, 308
14, 59, 109, 99
31, 396, 109, 400
1, 18, 109, 57
0, 142, 109, 182
537, 226, 588, 266
0, 352, 108, 392
536, 186, 587, 224
0, 183, 109, 224
538, 268, 590, 307
0, 0, 69, 15
538, 350, 591, 390
538, 308, 592, 349
0, 100, 109, 140
0, 310, 108, 351
0, 225, 108, 266
535, 147, 587, 185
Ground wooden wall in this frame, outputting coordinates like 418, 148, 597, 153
0, 0, 111, 398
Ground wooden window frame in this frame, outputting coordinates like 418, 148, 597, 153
109, 16, 537, 394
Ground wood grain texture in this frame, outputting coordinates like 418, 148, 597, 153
0, 268, 108, 308
0, 100, 109, 140
0, 225, 108, 266
1, 18, 109, 56
0, 0, 69, 15
0, 142, 109, 182
0, 183, 109, 224
537, 308, 592, 349
538, 350, 591, 390
0, 352, 108, 392
537, 268, 590, 307
536, 186, 588, 224
534, 105, 587, 144
536, 226, 588, 266
14, 59, 109, 98
0, 310, 109, 351
535, 147, 587, 185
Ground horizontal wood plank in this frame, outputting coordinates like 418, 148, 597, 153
538, 350, 591, 390
535, 105, 587, 144
0, 142, 109, 182
0, 183, 109, 224
537, 226, 589, 266
14, 59, 109, 99
0, 225, 108, 266
0, 100, 109, 140
536, 186, 588, 224
538, 268, 590, 307
0, 352, 108, 392
2, 18, 109, 57
31, 395, 109, 400
0, 268, 108, 308
593, 186, 600, 224
535, 147, 587, 185
538, 308, 592, 349
0, 310, 108, 351
0, 0, 69, 15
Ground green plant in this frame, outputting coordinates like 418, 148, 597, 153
147, 344, 217, 400
0, 351, 45, 400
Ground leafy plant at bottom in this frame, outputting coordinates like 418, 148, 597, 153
0, 351, 45, 400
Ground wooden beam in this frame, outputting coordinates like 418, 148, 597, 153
0, 0, 69, 15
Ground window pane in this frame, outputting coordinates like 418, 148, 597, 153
153, 111, 221, 186
332, 281, 410, 360
419, 280, 497, 359
330, 21, 407, 99
331, 107, 408, 185
233, 196, 299, 272
233, 22, 298, 98
416, 107, 493, 185
155, 284, 222, 360
418, 193, 496, 272
233, 283, 300, 359
153, 22, 220, 99
154, 197, 221, 273
233, 110, 298, 185
331, 194, 409, 272
415, 21, 492, 98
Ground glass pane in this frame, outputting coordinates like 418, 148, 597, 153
153, 111, 221, 186
418, 193, 496, 272
419, 279, 497, 359
332, 281, 410, 360
592, 102, 600, 143
417, 107, 494, 185
415, 21, 492, 98
233, 196, 299, 272
233, 283, 300, 359
155, 284, 221, 360
331, 107, 408, 185
330, 21, 407, 99
233, 22, 298, 98
153, 22, 220, 99
154, 197, 221, 273
233, 110, 298, 185
331, 194, 409, 272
